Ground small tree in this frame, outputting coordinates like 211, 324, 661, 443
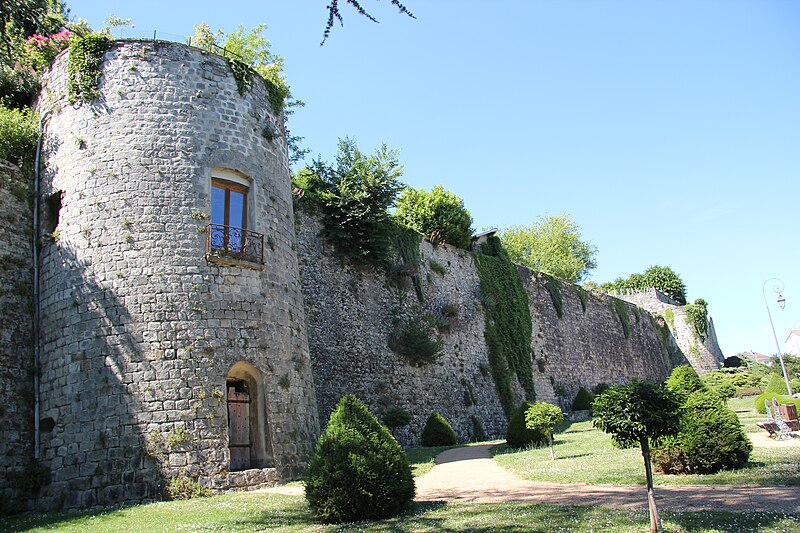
381, 406, 412, 437
525, 402, 564, 460
305, 394, 414, 523
592, 381, 681, 533
420, 412, 457, 446
394, 185, 474, 249
505, 401, 547, 449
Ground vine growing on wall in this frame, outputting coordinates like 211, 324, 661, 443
574, 284, 589, 313
67, 34, 113, 103
664, 308, 675, 331
474, 236, 535, 416
684, 298, 708, 342
542, 274, 563, 318
611, 298, 631, 339
394, 226, 423, 302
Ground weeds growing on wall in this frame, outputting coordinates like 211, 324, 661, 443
394, 227, 424, 302
474, 236, 535, 416
611, 298, 631, 339
543, 274, 564, 318
67, 34, 113, 103
684, 298, 708, 342
388, 312, 443, 366
573, 284, 589, 313
664, 308, 675, 331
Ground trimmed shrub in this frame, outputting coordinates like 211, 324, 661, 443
592, 382, 610, 396
420, 412, 457, 446
754, 374, 796, 413
505, 401, 547, 448
665, 365, 706, 400
653, 391, 751, 474
305, 394, 414, 523
381, 407, 412, 432
571, 387, 594, 411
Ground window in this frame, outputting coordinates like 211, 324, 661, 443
206, 169, 264, 265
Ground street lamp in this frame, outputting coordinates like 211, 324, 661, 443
762, 278, 793, 396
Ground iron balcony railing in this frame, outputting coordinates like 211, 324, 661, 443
206, 224, 264, 265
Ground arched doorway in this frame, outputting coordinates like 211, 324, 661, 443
226, 362, 273, 470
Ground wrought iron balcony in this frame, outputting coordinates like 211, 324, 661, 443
206, 224, 264, 265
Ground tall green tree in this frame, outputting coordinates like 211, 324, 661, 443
593, 381, 681, 533
525, 402, 564, 460
499, 214, 597, 282
304, 137, 404, 265
394, 184, 473, 249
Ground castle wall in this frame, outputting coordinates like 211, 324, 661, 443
617, 288, 723, 372
296, 210, 684, 443
525, 277, 687, 408
34, 41, 318, 510
0, 160, 35, 512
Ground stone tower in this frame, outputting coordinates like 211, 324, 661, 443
34, 40, 319, 510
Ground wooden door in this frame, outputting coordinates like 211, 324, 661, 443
228, 386, 251, 470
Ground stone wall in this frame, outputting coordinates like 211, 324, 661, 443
617, 288, 723, 372
526, 278, 688, 408
296, 209, 688, 444
0, 160, 35, 512
33, 40, 318, 510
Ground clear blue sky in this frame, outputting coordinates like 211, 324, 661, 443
68, 0, 800, 358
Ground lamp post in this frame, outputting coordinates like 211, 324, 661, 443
762, 278, 793, 396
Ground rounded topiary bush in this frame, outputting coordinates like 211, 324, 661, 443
420, 411, 457, 446
305, 394, 415, 523
571, 387, 594, 411
754, 374, 796, 413
653, 391, 752, 475
665, 365, 707, 399
505, 401, 547, 448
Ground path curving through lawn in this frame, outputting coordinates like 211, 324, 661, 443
413, 444, 800, 513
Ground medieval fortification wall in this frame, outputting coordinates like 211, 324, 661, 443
0, 39, 722, 512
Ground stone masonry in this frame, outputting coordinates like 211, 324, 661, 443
31, 41, 319, 510
0, 38, 725, 513
0, 161, 35, 512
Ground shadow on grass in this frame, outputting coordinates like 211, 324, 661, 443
2, 502, 153, 533
662, 510, 800, 533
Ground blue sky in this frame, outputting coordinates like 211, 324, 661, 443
68, 1, 800, 358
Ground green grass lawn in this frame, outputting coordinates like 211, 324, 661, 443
494, 396, 800, 486
4, 492, 799, 532
405, 444, 464, 477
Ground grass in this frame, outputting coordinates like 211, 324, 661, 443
4, 493, 799, 532
494, 396, 800, 486
405, 444, 464, 477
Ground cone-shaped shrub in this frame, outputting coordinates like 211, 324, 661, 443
506, 401, 547, 448
305, 394, 414, 523
653, 390, 752, 474
420, 412, 457, 446
665, 365, 706, 400
571, 387, 594, 411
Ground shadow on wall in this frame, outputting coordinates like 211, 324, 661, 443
36, 241, 164, 511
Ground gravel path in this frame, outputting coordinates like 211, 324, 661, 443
413, 444, 800, 513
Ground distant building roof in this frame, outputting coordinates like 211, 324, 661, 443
741, 351, 772, 364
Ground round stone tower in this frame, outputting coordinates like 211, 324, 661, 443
35, 40, 319, 510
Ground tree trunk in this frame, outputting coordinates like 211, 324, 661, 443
548, 433, 555, 461
640, 437, 661, 533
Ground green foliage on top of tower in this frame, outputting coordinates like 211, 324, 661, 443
297, 137, 404, 266
474, 236, 535, 415
601, 265, 687, 305
190, 23, 290, 113
394, 185, 474, 249
67, 33, 113, 103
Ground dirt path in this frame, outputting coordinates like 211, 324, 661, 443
413, 444, 800, 513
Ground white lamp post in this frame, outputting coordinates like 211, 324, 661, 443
762, 278, 793, 396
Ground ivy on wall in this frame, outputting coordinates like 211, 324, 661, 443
611, 298, 631, 339
684, 298, 708, 342
574, 284, 589, 313
394, 227, 423, 302
474, 236, 535, 416
67, 34, 113, 104
543, 274, 563, 318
